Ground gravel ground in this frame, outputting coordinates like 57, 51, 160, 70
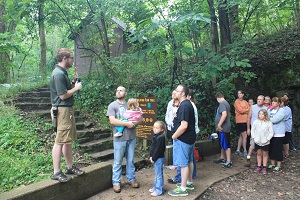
198, 150, 300, 200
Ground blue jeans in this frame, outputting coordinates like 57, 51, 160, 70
151, 158, 164, 195
192, 152, 197, 179
112, 138, 136, 185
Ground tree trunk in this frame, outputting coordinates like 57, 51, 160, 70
38, 0, 46, 74
255, 12, 261, 39
218, 0, 231, 54
295, 0, 300, 32
0, 2, 10, 83
229, 4, 239, 40
207, 0, 219, 54
100, 12, 110, 58
207, 0, 219, 88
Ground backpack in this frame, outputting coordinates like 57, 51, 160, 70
194, 146, 204, 162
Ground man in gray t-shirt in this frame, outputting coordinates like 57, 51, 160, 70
106, 86, 143, 193
214, 92, 232, 168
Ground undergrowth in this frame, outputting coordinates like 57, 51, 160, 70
0, 103, 54, 192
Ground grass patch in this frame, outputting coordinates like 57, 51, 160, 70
0, 103, 53, 193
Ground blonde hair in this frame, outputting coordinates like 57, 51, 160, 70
258, 109, 270, 121
154, 121, 167, 135
127, 98, 139, 111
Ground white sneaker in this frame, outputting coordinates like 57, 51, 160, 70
114, 132, 123, 137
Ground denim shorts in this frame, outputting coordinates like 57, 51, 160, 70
173, 139, 194, 167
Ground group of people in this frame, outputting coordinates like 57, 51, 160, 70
107, 84, 198, 197
228, 90, 295, 174
49, 48, 296, 197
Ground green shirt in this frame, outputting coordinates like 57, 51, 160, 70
50, 65, 74, 107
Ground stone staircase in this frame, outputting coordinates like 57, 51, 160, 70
9, 86, 146, 168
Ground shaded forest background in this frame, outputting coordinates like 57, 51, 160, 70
1, 0, 299, 131
1, 0, 300, 193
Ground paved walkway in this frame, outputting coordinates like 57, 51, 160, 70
87, 153, 249, 200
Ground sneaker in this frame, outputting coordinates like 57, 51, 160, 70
168, 187, 188, 197
260, 167, 267, 174
290, 148, 297, 152
213, 158, 226, 164
284, 154, 289, 158
254, 166, 262, 173
176, 183, 195, 190
65, 166, 85, 176
273, 166, 282, 173
114, 132, 123, 137
243, 152, 248, 157
51, 171, 71, 183
267, 165, 275, 171
167, 178, 179, 184
244, 158, 251, 167
129, 180, 139, 188
235, 150, 243, 156
113, 184, 121, 193
223, 162, 233, 168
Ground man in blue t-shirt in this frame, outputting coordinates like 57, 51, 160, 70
168, 84, 196, 197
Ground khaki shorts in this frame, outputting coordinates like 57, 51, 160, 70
52, 107, 77, 144
249, 138, 255, 149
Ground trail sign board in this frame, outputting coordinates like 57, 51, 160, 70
136, 97, 157, 140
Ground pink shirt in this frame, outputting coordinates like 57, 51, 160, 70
123, 107, 143, 121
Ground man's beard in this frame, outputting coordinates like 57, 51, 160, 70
117, 96, 125, 100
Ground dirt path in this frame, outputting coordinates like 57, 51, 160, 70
87, 153, 249, 200
87, 150, 300, 200
199, 151, 300, 200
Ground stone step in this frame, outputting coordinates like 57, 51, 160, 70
33, 87, 49, 92
77, 129, 111, 144
79, 138, 113, 153
13, 97, 50, 103
15, 103, 52, 111
18, 91, 50, 98
90, 149, 114, 161
34, 110, 81, 119
105, 157, 147, 171
76, 122, 85, 130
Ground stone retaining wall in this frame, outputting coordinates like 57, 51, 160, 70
0, 163, 112, 200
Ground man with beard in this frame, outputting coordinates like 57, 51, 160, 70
50, 48, 84, 183
168, 84, 196, 197
106, 86, 143, 193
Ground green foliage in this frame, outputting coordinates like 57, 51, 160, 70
0, 104, 52, 193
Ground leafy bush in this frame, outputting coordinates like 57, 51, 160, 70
0, 104, 52, 192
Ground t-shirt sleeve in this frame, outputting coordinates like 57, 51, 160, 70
218, 102, 226, 114
106, 103, 116, 117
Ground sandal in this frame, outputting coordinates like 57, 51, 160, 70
51, 171, 71, 183
149, 188, 154, 193
151, 192, 159, 197
66, 166, 85, 176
